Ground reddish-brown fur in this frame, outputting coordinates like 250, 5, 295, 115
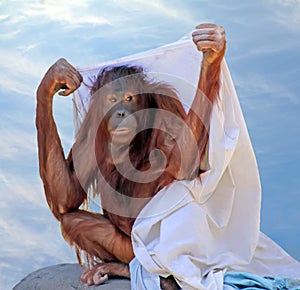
36, 23, 226, 288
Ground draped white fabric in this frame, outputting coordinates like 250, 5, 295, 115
73, 32, 300, 290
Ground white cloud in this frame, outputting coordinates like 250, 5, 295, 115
0, 168, 45, 207
0, 47, 48, 95
0, 14, 9, 21
16, 43, 38, 54
7, 0, 111, 28
0, 127, 37, 160
234, 72, 299, 105
0, 29, 21, 39
112, 0, 196, 24
4, 14, 27, 25
0, 213, 75, 263
271, 0, 300, 31
0, 73, 34, 96
0, 2, 113, 96
0, 49, 47, 80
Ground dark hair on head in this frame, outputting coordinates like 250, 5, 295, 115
90, 65, 148, 96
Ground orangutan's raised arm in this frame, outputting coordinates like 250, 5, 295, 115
175, 23, 226, 179
36, 58, 86, 220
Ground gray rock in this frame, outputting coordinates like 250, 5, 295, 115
13, 263, 131, 290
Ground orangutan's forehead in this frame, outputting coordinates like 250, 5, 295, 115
111, 78, 129, 91
104, 77, 142, 94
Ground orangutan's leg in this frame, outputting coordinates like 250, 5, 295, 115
60, 210, 134, 263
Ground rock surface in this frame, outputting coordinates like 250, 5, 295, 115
13, 263, 131, 290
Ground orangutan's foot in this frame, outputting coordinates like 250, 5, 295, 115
81, 262, 130, 285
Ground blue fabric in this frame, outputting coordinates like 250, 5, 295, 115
224, 272, 300, 289
129, 258, 160, 290
130, 258, 300, 290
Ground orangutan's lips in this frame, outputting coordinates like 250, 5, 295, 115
111, 128, 132, 135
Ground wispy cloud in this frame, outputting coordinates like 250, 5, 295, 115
0, 14, 9, 21
0, 74, 35, 96
0, 127, 37, 160
0, 47, 47, 95
0, 48, 47, 79
0, 168, 45, 207
0, 29, 21, 39
0, 174, 76, 287
113, 0, 196, 24
0, 212, 75, 287
272, 0, 300, 30
0, 1, 111, 96
3, 0, 111, 28
234, 71, 299, 105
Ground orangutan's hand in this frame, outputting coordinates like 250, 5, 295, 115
192, 23, 226, 65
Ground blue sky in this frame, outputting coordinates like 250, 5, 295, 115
0, 0, 299, 288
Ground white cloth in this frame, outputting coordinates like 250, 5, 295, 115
73, 32, 202, 133
73, 32, 300, 290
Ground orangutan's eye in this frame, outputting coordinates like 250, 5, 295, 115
107, 94, 118, 103
126, 95, 133, 102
